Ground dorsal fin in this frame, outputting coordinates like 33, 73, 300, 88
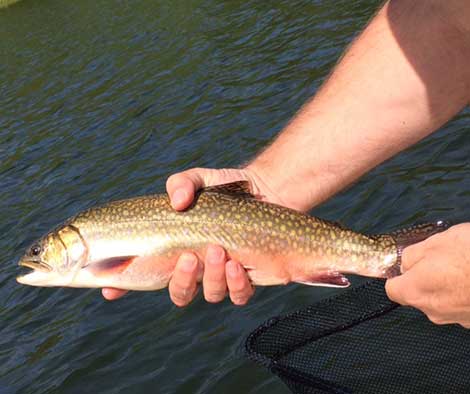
202, 181, 255, 199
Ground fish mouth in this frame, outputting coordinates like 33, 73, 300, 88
18, 260, 52, 273
17, 260, 55, 286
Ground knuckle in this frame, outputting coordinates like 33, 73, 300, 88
190, 167, 204, 174
408, 295, 425, 309
174, 275, 195, 289
166, 173, 180, 188
204, 272, 226, 285
204, 271, 226, 286
427, 314, 446, 325
205, 291, 226, 303
231, 295, 250, 306
228, 281, 246, 293
230, 287, 254, 305
204, 261, 225, 275
174, 263, 199, 287
172, 288, 198, 307
400, 259, 413, 272
169, 281, 196, 306
384, 281, 399, 302
227, 272, 251, 292
408, 296, 431, 312
229, 287, 244, 297
205, 244, 226, 264
171, 293, 190, 307
172, 290, 188, 303
415, 294, 442, 316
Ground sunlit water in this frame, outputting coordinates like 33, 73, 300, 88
1, 1, 469, 393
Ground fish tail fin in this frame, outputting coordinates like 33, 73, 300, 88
384, 220, 451, 277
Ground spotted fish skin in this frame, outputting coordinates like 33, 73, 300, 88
16, 182, 449, 290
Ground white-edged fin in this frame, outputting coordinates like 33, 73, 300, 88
293, 272, 350, 288
295, 280, 350, 288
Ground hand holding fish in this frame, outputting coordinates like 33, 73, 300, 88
386, 223, 470, 328
102, 166, 283, 306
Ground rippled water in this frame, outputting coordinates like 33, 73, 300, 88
1, 1, 470, 393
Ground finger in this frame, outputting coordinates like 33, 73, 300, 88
166, 168, 249, 211
460, 321, 470, 329
169, 253, 200, 307
203, 245, 228, 303
385, 276, 412, 306
427, 314, 449, 326
226, 260, 254, 306
401, 243, 425, 273
167, 168, 225, 211
166, 169, 205, 211
102, 288, 128, 301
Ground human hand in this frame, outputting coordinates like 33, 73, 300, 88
165, 167, 285, 211
102, 166, 283, 306
385, 223, 470, 328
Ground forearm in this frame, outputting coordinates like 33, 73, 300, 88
247, 0, 470, 212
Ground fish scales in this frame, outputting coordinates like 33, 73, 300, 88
74, 193, 392, 264
17, 182, 449, 290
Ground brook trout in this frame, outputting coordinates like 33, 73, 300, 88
17, 182, 449, 290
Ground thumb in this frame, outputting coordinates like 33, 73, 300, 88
385, 275, 411, 306
400, 242, 425, 273
166, 168, 248, 211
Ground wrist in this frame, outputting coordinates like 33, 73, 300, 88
244, 161, 319, 212
242, 163, 290, 207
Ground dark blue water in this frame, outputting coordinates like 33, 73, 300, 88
1, 0, 469, 393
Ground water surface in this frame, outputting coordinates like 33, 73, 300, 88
1, 0, 469, 393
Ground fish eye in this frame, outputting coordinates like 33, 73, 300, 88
31, 245, 41, 256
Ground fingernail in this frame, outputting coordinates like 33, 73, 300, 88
206, 246, 224, 265
172, 189, 188, 206
227, 261, 240, 278
180, 254, 197, 272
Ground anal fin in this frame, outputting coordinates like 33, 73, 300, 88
293, 272, 350, 288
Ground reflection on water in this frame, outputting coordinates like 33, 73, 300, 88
1, 0, 469, 393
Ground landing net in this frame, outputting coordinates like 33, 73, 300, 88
246, 280, 470, 394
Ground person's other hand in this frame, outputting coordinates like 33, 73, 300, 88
102, 166, 283, 306
385, 223, 470, 328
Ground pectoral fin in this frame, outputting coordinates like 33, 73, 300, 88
85, 256, 137, 276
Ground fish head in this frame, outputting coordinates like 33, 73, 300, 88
17, 225, 88, 287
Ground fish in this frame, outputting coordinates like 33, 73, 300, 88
16, 181, 450, 290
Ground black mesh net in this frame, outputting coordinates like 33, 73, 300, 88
245, 280, 470, 394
